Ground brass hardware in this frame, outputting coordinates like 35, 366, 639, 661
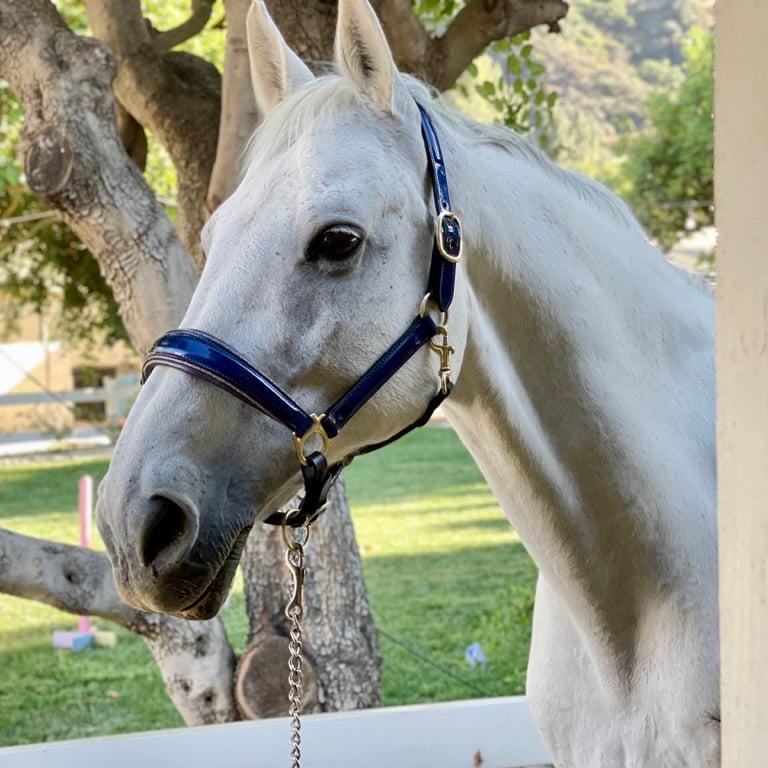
285, 545, 305, 620
282, 508, 312, 619
292, 413, 329, 466
419, 292, 450, 327
281, 508, 311, 550
435, 210, 463, 263
428, 325, 455, 395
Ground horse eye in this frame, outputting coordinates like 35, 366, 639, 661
306, 224, 363, 262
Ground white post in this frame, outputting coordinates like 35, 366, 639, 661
715, 3, 768, 763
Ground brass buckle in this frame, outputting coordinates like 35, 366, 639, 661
435, 210, 463, 263
292, 413, 329, 466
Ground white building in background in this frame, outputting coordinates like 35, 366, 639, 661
0, 293, 139, 448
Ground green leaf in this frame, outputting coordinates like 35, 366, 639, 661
475, 81, 496, 98
466, 62, 478, 77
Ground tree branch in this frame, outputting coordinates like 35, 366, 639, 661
207, 0, 257, 211
83, 0, 221, 271
372, 0, 434, 80
432, 0, 568, 89
152, 0, 216, 53
0, 0, 198, 352
375, 0, 569, 91
116, 102, 148, 171
0, 527, 237, 725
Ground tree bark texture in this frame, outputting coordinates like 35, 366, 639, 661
0, 0, 198, 353
207, 0, 259, 210
82, 0, 221, 272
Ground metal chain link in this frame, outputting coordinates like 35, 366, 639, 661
287, 559, 304, 768
283, 514, 311, 768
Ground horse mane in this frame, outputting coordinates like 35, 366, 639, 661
243, 72, 645, 239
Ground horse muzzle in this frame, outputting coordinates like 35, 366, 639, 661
97, 487, 251, 619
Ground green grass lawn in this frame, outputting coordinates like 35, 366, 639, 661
0, 427, 537, 746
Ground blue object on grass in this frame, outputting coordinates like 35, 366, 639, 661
52, 630, 94, 651
464, 641, 486, 668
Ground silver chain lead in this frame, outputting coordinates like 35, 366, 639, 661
283, 515, 310, 768
287, 563, 304, 767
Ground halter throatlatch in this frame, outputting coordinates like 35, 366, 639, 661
141, 101, 461, 527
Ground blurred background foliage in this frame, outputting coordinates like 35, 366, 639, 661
617, 26, 713, 248
0, 0, 714, 347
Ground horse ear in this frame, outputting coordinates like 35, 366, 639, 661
335, 0, 399, 112
246, 1, 314, 115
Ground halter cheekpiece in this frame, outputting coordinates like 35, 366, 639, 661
141, 102, 461, 527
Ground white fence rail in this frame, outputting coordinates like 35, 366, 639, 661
0, 696, 551, 768
0, 387, 106, 406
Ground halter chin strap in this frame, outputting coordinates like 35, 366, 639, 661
142, 101, 461, 527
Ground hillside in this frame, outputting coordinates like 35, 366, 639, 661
531, 0, 714, 178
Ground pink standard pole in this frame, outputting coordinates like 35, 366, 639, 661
77, 474, 93, 635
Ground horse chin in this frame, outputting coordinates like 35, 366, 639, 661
114, 524, 252, 620
177, 525, 252, 620
177, 561, 236, 619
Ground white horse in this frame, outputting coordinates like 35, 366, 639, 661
96, 1, 719, 765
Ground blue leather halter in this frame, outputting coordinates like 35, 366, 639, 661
142, 103, 461, 527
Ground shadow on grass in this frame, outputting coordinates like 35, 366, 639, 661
361, 540, 537, 707
0, 618, 182, 747
345, 428, 485, 506
441, 515, 511, 532
0, 538, 538, 746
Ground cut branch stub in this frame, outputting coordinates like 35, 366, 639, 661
235, 633, 319, 719
24, 126, 74, 197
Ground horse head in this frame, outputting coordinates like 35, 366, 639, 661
96, 0, 470, 618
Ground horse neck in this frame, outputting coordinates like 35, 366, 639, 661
441, 133, 717, 660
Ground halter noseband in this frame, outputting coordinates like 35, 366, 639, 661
141, 102, 461, 527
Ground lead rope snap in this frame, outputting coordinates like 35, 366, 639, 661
283, 509, 312, 768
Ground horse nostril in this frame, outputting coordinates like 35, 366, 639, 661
140, 495, 195, 569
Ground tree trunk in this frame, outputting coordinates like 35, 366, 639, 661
238, 479, 381, 717
82, 0, 222, 272
207, 0, 259, 210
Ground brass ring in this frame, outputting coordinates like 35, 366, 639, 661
292, 412, 330, 466
419, 292, 449, 326
282, 508, 311, 551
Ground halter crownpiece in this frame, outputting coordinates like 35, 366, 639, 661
141, 101, 462, 527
